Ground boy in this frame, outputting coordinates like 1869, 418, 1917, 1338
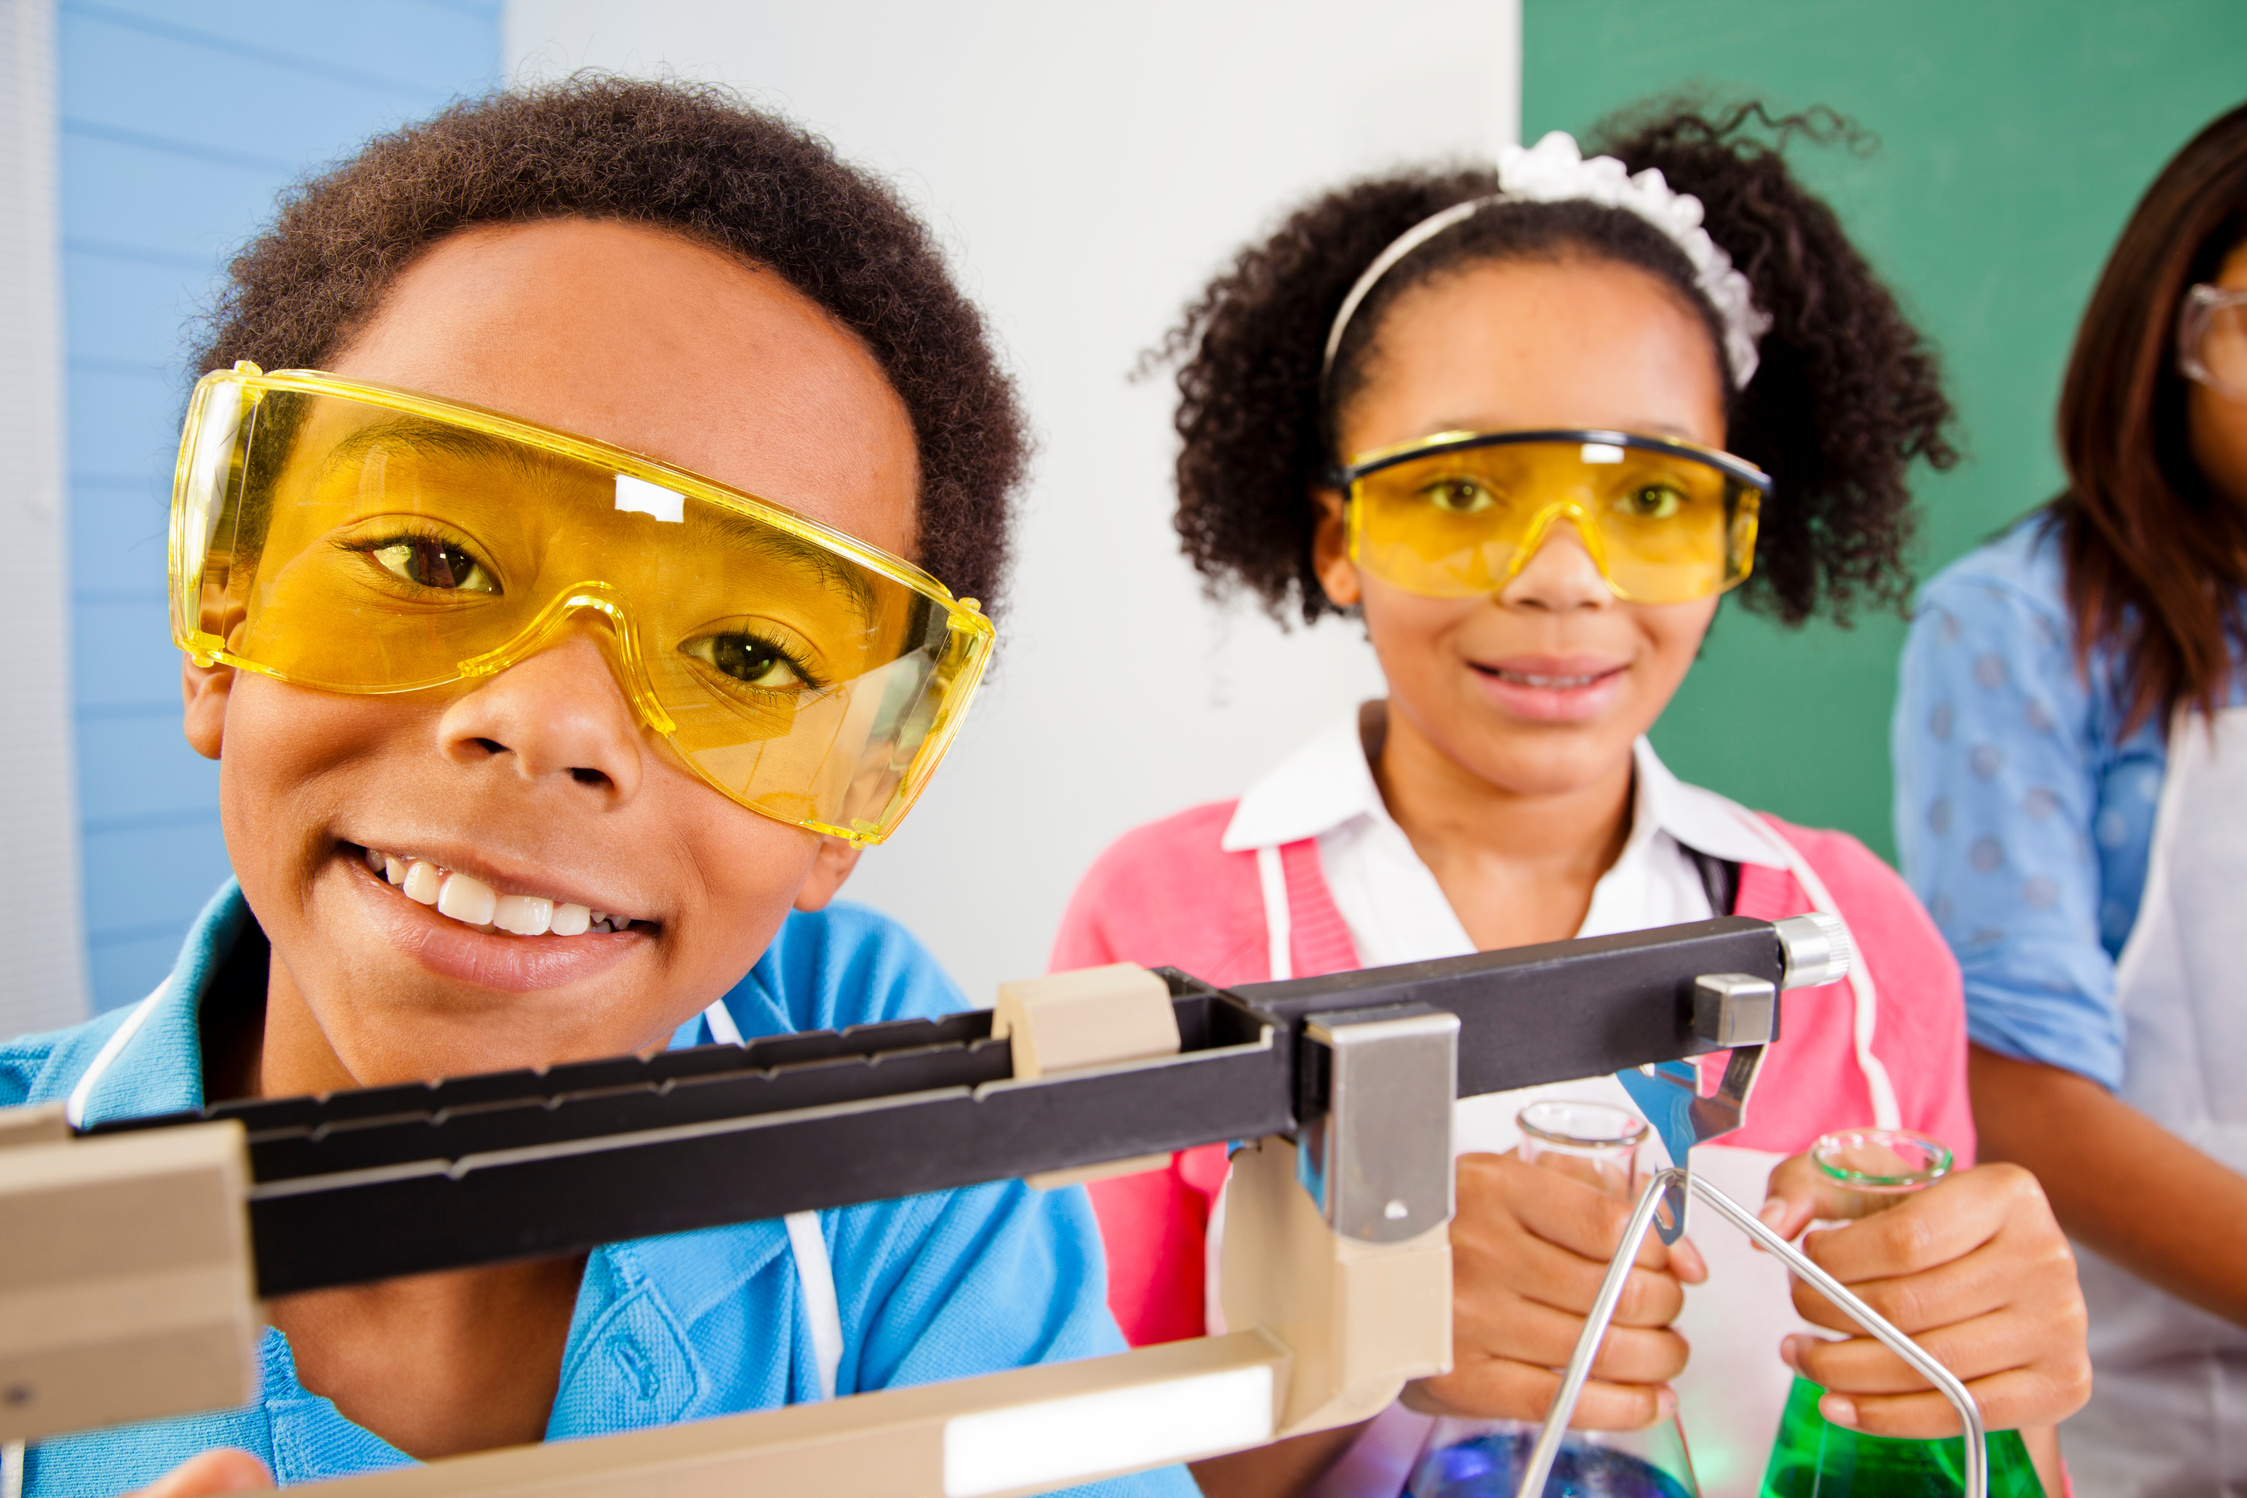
2, 78, 1192, 1498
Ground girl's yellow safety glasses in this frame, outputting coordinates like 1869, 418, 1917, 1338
1332, 429, 1769, 604
170, 365, 993, 846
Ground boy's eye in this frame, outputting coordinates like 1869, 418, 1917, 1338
683, 633, 810, 690
1615, 483, 1687, 521
370, 537, 500, 594
1421, 478, 1495, 515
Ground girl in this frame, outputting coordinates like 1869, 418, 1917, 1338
1056, 106, 2088, 1498
1, 79, 1191, 1498
1895, 99, 2247, 1496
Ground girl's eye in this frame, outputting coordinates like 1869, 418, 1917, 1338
1616, 484, 1687, 521
369, 537, 500, 594
684, 633, 810, 691
1422, 479, 1494, 515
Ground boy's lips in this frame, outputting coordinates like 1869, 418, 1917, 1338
1466, 653, 1630, 722
337, 841, 656, 992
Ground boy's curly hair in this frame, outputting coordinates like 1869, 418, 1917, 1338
193, 75, 1028, 614
1160, 102, 1956, 627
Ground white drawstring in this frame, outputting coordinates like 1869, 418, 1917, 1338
63, 983, 165, 1128
700, 998, 843, 1402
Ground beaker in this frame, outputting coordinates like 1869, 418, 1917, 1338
1407, 1100, 1699, 1498
1758, 1128, 2044, 1497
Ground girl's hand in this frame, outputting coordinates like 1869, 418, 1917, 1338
1404, 1151, 1706, 1430
1759, 1155, 2091, 1436
127, 1449, 274, 1496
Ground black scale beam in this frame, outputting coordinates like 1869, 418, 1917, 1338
86, 917, 1787, 1296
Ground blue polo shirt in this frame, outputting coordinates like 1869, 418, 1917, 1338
1, 883, 1199, 1498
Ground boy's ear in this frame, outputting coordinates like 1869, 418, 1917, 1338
181, 656, 236, 760
792, 835, 864, 912
1311, 487, 1362, 609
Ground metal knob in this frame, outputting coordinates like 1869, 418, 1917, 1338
1774, 911, 1854, 990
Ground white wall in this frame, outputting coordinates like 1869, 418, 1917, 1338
507, 0, 1521, 1003
0, 0, 87, 1033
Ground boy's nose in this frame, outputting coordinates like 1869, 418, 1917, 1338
1498, 511, 1615, 611
436, 631, 646, 803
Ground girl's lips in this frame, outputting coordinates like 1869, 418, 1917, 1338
344, 853, 648, 992
1467, 657, 1630, 722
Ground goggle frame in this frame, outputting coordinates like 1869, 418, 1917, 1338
1327, 427, 1772, 604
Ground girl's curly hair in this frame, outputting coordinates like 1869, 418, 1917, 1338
193, 75, 1028, 614
1161, 101, 1956, 627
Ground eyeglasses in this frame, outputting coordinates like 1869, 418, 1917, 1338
170, 365, 994, 846
2180, 283, 2247, 400
1329, 429, 1769, 604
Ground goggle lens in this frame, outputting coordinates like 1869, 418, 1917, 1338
171, 369, 992, 845
2182, 284, 2247, 400
1343, 433, 1764, 604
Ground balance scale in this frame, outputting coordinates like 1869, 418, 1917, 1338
0, 915, 1990, 1498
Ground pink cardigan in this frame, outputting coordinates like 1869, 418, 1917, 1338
1051, 799, 1977, 1348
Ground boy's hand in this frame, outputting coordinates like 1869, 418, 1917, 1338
1759, 1155, 2091, 1436
1404, 1151, 1705, 1430
127, 1449, 274, 1496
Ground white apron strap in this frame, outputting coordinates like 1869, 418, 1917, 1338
1256, 844, 1293, 982
1722, 807, 1901, 1130
701, 999, 843, 1402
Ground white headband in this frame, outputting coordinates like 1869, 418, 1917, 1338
1320, 130, 1773, 392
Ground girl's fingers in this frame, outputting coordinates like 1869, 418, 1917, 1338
1455, 1225, 1686, 1327
1787, 1236, 2025, 1336
1453, 1180, 1687, 1326
1411, 1357, 1678, 1432
1786, 1308, 2045, 1394
1483, 1155, 1677, 1272
1797, 1165, 2050, 1285
1815, 1366, 2094, 1442
1758, 1151, 1827, 1241
1455, 1288, 1691, 1383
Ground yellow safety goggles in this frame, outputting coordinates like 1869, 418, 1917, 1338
170, 365, 994, 846
1333, 429, 1769, 604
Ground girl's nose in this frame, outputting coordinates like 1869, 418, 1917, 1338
1498, 512, 1614, 611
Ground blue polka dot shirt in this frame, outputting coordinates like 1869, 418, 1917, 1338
1891, 517, 2218, 1091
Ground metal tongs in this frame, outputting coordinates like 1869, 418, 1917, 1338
1513, 913, 1993, 1498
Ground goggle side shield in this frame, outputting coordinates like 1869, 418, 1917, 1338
170, 366, 994, 846
1335, 430, 1769, 604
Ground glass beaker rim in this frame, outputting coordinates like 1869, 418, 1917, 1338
1517, 1098, 1650, 1151
1811, 1127, 1954, 1191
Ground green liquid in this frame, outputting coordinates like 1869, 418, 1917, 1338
1759, 1376, 2044, 1497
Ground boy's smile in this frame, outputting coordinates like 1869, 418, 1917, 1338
181, 218, 924, 1095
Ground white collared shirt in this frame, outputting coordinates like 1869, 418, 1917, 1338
1220, 705, 1790, 968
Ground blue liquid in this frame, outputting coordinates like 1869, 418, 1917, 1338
1410, 1428, 1693, 1498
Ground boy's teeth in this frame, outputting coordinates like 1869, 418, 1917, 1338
402, 860, 442, 905
493, 893, 554, 936
436, 871, 498, 926
362, 847, 619, 938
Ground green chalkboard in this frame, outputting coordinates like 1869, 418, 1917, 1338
1524, 0, 2247, 863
